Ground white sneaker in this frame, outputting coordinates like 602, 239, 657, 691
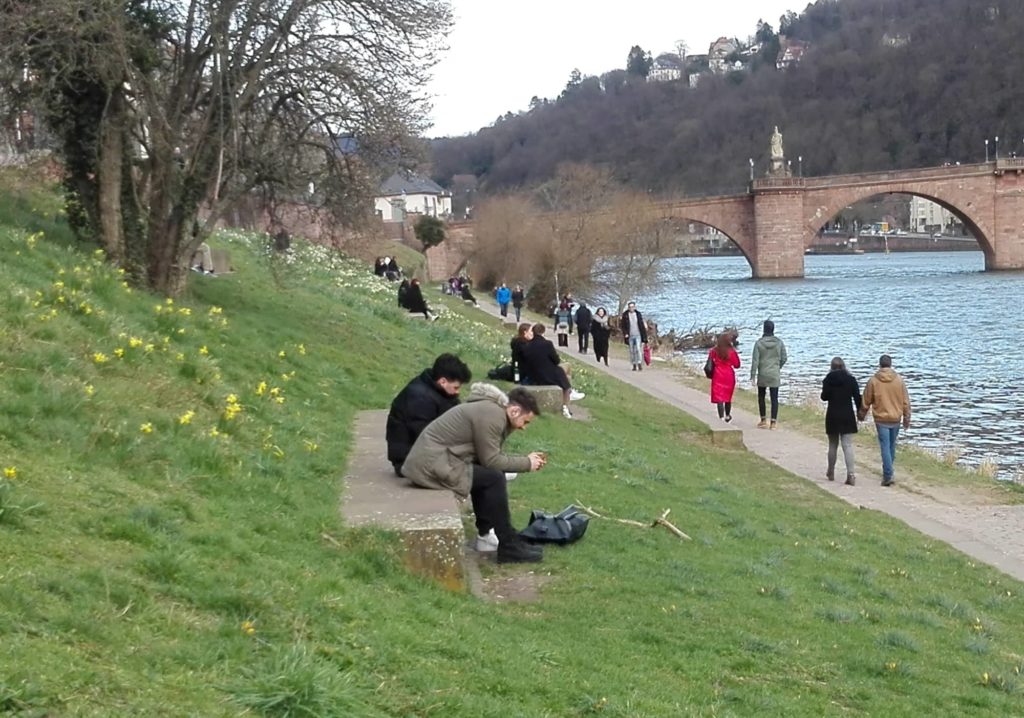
474, 529, 498, 552
569, 389, 586, 401
562, 405, 574, 419
504, 472, 518, 482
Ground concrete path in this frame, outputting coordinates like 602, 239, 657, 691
476, 303, 1024, 583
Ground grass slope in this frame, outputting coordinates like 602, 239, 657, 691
0, 173, 1022, 716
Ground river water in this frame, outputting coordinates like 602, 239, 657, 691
632, 251, 1024, 477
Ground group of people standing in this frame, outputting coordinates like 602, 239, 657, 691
551, 297, 644, 369
706, 320, 912, 486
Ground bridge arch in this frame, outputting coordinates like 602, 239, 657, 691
803, 184, 994, 263
652, 195, 757, 270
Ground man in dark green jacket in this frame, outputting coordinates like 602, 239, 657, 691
402, 384, 547, 563
750, 319, 788, 428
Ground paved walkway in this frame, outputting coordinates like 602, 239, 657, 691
477, 303, 1024, 582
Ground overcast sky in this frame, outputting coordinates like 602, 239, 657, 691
426, 0, 802, 137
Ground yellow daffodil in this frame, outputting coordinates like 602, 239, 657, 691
144, 343, 155, 353
241, 620, 256, 635
93, 352, 109, 364
304, 440, 319, 452
175, 352, 185, 361
179, 410, 195, 425
114, 348, 125, 358
198, 346, 209, 355
269, 386, 280, 397
3, 467, 16, 479
297, 343, 306, 355
140, 423, 154, 434
278, 350, 286, 358
177, 307, 192, 316
129, 337, 143, 348
208, 306, 223, 315
274, 396, 285, 405
165, 297, 174, 306
255, 381, 267, 396
208, 427, 221, 438
154, 304, 163, 314
84, 384, 95, 396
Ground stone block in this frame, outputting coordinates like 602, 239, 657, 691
342, 410, 465, 591
710, 427, 745, 449
518, 385, 565, 416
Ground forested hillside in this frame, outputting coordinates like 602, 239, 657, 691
431, 0, 1023, 197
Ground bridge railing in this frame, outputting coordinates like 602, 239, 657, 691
751, 176, 806, 190
996, 157, 1024, 172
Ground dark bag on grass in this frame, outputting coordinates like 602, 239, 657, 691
487, 363, 516, 382
519, 505, 589, 545
703, 353, 715, 379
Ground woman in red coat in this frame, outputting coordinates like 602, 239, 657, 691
709, 332, 741, 422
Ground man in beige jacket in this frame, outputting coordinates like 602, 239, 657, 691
859, 354, 912, 486
402, 384, 547, 563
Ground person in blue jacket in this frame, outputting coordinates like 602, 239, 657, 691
495, 282, 512, 317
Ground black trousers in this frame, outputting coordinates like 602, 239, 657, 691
757, 386, 780, 420
470, 465, 516, 542
577, 329, 590, 352
716, 401, 732, 418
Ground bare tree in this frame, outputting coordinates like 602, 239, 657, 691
470, 195, 538, 288
0, 0, 451, 294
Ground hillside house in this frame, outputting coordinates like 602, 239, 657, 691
649, 53, 685, 82
776, 38, 809, 70
708, 37, 738, 74
374, 172, 452, 221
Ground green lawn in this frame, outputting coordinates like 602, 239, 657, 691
1, 172, 1022, 716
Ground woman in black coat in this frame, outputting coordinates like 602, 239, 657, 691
518, 324, 576, 418
404, 279, 432, 319
590, 307, 611, 366
820, 356, 863, 485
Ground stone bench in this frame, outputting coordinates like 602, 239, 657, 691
211, 248, 233, 274
341, 410, 465, 590
517, 385, 564, 415
708, 425, 745, 448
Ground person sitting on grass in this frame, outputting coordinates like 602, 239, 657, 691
386, 354, 472, 477
404, 278, 435, 320
518, 323, 585, 419
402, 385, 548, 563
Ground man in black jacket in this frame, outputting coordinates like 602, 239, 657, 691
386, 354, 472, 476
574, 301, 592, 354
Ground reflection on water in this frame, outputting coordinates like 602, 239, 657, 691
633, 252, 1024, 477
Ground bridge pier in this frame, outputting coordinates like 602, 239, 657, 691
752, 183, 807, 278
991, 176, 1024, 270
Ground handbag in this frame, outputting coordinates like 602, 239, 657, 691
642, 343, 652, 366
703, 353, 715, 379
518, 505, 590, 545
486, 363, 515, 382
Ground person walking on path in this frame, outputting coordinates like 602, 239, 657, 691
495, 282, 512, 318
621, 301, 649, 371
591, 307, 611, 366
750, 319, 787, 428
511, 284, 525, 322
858, 354, 911, 487
574, 301, 592, 354
402, 384, 548, 563
821, 357, 863, 486
708, 332, 740, 422
386, 354, 472, 476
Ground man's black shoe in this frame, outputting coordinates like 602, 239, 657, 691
497, 540, 543, 564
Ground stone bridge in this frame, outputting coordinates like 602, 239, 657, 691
429, 160, 1024, 279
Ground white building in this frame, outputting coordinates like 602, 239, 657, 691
374, 172, 452, 221
648, 53, 684, 83
908, 196, 957, 232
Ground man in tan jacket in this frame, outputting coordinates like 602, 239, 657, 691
859, 355, 911, 486
402, 384, 548, 563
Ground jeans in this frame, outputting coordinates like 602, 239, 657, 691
757, 386, 780, 420
499, 302, 508, 317
514, 305, 521, 321
875, 423, 900, 481
628, 335, 643, 365
827, 433, 856, 477
470, 465, 517, 542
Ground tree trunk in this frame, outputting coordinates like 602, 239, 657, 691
97, 92, 126, 264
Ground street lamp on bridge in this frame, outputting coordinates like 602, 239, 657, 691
985, 138, 990, 162
798, 155, 803, 177
995, 135, 1000, 160
748, 157, 754, 181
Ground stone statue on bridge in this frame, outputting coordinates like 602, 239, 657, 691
770, 126, 784, 160
767, 126, 791, 178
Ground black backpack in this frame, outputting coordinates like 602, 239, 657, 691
486, 363, 515, 382
519, 505, 590, 545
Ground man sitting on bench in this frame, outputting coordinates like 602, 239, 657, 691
386, 353, 471, 477
402, 385, 548, 564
